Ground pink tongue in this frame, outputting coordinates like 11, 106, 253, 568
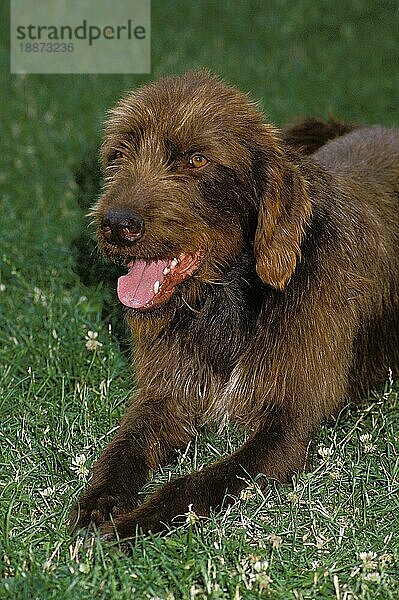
117, 260, 168, 308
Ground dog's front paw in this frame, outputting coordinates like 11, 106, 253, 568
70, 488, 139, 529
97, 505, 168, 539
96, 474, 206, 538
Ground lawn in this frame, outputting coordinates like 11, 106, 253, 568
1, 0, 398, 598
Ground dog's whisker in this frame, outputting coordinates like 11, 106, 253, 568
180, 295, 202, 315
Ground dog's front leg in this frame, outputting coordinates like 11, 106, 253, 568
70, 394, 195, 529
98, 414, 313, 538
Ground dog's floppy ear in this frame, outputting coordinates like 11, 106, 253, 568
254, 158, 311, 290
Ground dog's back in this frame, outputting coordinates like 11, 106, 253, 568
312, 126, 399, 260
311, 126, 399, 396
313, 126, 399, 184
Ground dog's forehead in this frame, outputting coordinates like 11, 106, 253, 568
107, 73, 265, 145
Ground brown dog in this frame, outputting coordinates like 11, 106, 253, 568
70, 71, 399, 539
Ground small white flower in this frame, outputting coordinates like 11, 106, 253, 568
72, 454, 87, 466
268, 534, 282, 548
359, 433, 376, 453
359, 551, 378, 570
287, 491, 299, 503
240, 485, 256, 501
71, 454, 89, 479
33, 286, 46, 304
364, 571, 381, 583
41, 486, 56, 497
0, 283, 5, 292
253, 559, 269, 572
318, 445, 333, 460
85, 330, 103, 350
79, 563, 91, 574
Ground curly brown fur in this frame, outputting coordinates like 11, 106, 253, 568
70, 71, 399, 539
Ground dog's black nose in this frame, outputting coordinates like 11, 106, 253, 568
101, 210, 145, 245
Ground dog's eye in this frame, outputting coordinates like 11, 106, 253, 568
188, 154, 208, 169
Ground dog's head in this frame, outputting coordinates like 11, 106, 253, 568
91, 71, 311, 313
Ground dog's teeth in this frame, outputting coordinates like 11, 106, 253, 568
153, 280, 160, 294
171, 258, 178, 268
163, 266, 170, 276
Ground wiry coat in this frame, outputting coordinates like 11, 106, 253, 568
71, 72, 399, 538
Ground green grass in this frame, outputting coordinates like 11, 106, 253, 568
1, 0, 399, 598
